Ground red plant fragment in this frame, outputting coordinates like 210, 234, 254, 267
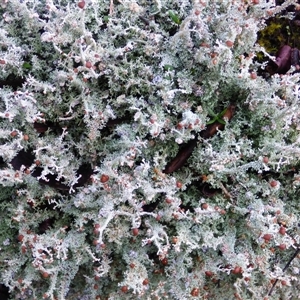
275, 45, 291, 74
291, 48, 300, 67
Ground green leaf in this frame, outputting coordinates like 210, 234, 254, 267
206, 107, 228, 124
216, 119, 226, 125
22, 62, 32, 70
218, 107, 229, 118
168, 10, 181, 25
207, 107, 217, 118
103, 16, 110, 23
206, 116, 218, 125
164, 64, 174, 71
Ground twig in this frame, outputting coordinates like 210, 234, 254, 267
268, 247, 300, 296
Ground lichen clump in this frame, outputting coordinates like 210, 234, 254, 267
0, 0, 300, 299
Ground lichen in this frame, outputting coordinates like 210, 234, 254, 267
0, 0, 300, 299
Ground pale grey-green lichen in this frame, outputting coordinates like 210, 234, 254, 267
0, 0, 300, 299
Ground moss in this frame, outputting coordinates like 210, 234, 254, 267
258, 17, 289, 55
258, 15, 300, 56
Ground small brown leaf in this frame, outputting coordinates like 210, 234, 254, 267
273, 45, 292, 74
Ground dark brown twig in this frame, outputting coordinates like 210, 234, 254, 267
268, 247, 300, 296
163, 104, 235, 174
164, 138, 197, 174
